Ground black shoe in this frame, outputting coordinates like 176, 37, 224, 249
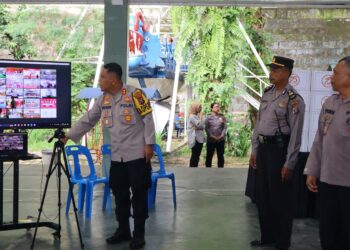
250, 239, 275, 247
129, 237, 146, 249
274, 247, 289, 250
106, 229, 131, 244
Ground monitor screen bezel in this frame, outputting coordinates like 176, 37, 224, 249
0, 59, 71, 129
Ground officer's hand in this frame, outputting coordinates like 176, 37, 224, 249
60, 136, 69, 145
144, 145, 154, 163
249, 154, 257, 169
306, 175, 318, 192
281, 166, 293, 182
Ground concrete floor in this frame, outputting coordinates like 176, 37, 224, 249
0, 163, 321, 250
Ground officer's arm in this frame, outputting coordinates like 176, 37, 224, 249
66, 97, 102, 143
132, 89, 155, 145
142, 112, 156, 145
204, 116, 210, 135
220, 115, 227, 139
284, 96, 305, 170
142, 111, 155, 163
304, 108, 324, 178
251, 110, 261, 157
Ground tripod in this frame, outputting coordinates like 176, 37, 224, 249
31, 128, 84, 249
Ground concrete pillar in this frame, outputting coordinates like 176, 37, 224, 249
103, 0, 129, 145
104, 0, 129, 83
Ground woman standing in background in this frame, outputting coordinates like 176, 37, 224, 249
188, 103, 205, 167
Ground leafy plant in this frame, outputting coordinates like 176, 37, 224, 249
226, 117, 252, 157
155, 131, 166, 150
171, 6, 270, 156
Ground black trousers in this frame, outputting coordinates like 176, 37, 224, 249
205, 140, 225, 168
190, 141, 203, 167
256, 140, 293, 249
319, 182, 350, 250
109, 158, 152, 235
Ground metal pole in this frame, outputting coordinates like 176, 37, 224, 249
237, 19, 269, 77
166, 58, 181, 152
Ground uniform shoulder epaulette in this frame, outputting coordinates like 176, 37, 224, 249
287, 88, 304, 101
287, 89, 302, 114
287, 89, 297, 100
132, 88, 152, 117
263, 85, 274, 93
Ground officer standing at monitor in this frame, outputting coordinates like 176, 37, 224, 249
62, 63, 155, 250
249, 56, 305, 250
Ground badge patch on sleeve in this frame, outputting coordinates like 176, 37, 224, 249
132, 89, 152, 116
288, 89, 300, 114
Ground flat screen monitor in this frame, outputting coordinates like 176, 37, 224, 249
0, 59, 71, 129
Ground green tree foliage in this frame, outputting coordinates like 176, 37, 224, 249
171, 6, 270, 157
0, 5, 103, 121
0, 4, 104, 150
226, 116, 252, 157
0, 4, 36, 59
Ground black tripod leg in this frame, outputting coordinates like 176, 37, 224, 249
54, 147, 62, 240
31, 130, 85, 249
61, 144, 85, 249
31, 144, 59, 249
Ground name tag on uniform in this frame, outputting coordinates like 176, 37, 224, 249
120, 103, 134, 108
322, 114, 332, 135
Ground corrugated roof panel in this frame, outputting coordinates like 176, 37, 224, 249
1, 0, 350, 7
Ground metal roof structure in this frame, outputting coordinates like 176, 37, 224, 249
1, 0, 350, 8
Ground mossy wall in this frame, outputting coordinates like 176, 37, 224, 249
262, 8, 350, 70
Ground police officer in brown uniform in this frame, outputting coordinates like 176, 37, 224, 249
63, 63, 155, 250
249, 56, 305, 250
305, 56, 350, 250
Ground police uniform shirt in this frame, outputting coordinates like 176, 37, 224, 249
205, 114, 227, 142
304, 94, 350, 188
251, 84, 305, 169
67, 83, 155, 162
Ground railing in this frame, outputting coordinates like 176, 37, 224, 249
234, 60, 270, 110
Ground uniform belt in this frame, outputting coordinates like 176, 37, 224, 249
258, 134, 290, 144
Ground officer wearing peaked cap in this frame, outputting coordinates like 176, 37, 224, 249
249, 56, 305, 250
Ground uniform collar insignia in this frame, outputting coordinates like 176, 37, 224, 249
103, 95, 111, 106
264, 85, 274, 93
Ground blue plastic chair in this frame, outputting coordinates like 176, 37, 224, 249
148, 144, 177, 209
65, 145, 112, 219
101, 144, 112, 171
101, 143, 162, 210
